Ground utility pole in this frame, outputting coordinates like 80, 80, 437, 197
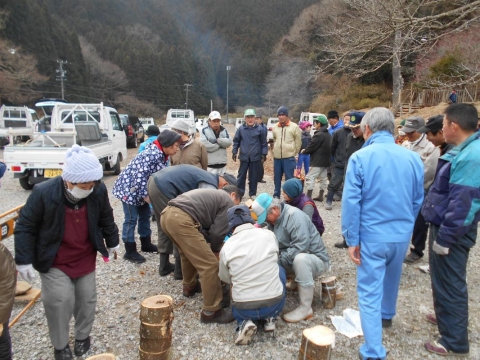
184, 83, 192, 110
210, 100, 213, 113
56, 60, 68, 100
226, 66, 231, 124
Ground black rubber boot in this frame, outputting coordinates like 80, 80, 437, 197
174, 256, 183, 280
74, 336, 90, 356
54, 345, 73, 360
306, 189, 313, 198
325, 191, 334, 210
140, 236, 158, 253
159, 253, 174, 276
123, 242, 146, 263
313, 189, 324, 202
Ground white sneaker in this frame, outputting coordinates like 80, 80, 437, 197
235, 320, 257, 345
264, 317, 276, 332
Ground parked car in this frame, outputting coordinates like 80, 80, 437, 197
267, 117, 279, 142
119, 114, 144, 148
166, 109, 195, 134
235, 117, 245, 130
139, 117, 155, 127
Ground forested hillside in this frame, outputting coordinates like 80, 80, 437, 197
0, 0, 316, 114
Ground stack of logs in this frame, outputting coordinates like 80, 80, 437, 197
139, 295, 174, 360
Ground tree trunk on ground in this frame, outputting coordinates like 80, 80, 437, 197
298, 325, 335, 360
139, 295, 174, 360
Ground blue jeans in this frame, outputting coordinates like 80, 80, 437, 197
121, 202, 151, 243
232, 266, 286, 324
273, 157, 296, 197
298, 153, 310, 175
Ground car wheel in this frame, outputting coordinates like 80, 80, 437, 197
113, 153, 122, 175
19, 176, 34, 190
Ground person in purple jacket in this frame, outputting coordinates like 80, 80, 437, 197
281, 178, 324, 236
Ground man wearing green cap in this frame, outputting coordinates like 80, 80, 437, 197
302, 115, 331, 201
232, 109, 268, 199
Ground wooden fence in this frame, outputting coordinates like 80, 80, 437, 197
400, 84, 480, 108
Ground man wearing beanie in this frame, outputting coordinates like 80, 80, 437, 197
327, 110, 343, 135
272, 105, 302, 198
282, 178, 325, 236
147, 164, 237, 278
113, 129, 181, 263
14, 144, 120, 360
302, 115, 331, 202
138, 125, 160, 153
170, 119, 208, 170
219, 205, 286, 345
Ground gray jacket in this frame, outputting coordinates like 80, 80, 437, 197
200, 125, 232, 167
272, 204, 331, 268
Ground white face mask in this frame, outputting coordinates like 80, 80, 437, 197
68, 186, 94, 199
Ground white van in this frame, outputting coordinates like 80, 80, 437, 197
166, 109, 195, 134
235, 118, 245, 130
267, 117, 279, 141
299, 112, 324, 124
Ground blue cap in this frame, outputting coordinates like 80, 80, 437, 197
347, 111, 366, 128
251, 193, 273, 225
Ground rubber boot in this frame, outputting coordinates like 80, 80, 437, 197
282, 285, 314, 323
313, 189, 324, 202
173, 256, 183, 280
159, 253, 174, 276
140, 236, 158, 253
306, 189, 313, 198
124, 242, 146, 263
324, 191, 334, 210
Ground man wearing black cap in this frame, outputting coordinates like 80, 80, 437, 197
272, 105, 302, 198
334, 111, 366, 248
325, 111, 350, 210
400, 117, 440, 264
417, 115, 454, 156
148, 165, 237, 278
219, 205, 286, 344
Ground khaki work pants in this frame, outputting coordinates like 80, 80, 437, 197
160, 205, 223, 311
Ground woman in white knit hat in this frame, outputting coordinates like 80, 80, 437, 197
14, 144, 120, 360
112, 129, 181, 263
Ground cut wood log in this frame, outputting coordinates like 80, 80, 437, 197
321, 276, 337, 309
85, 354, 116, 360
298, 325, 335, 360
139, 295, 174, 360
139, 347, 172, 360
140, 295, 173, 324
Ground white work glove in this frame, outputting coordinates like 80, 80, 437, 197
17, 264, 36, 283
108, 245, 120, 259
432, 241, 450, 256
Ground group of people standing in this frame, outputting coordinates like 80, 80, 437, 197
3, 101, 480, 360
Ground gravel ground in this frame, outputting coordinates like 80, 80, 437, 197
1, 124, 479, 360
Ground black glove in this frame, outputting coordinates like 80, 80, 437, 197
232, 154, 237, 162
210, 138, 217, 144
262, 154, 267, 162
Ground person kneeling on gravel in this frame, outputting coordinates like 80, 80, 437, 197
219, 205, 286, 345
160, 187, 241, 324
251, 194, 331, 323
14, 145, 120, 360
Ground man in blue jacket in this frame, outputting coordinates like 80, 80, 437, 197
232, 109, 268, 199
342, 107, 424, 360
422, 103, 480, 357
